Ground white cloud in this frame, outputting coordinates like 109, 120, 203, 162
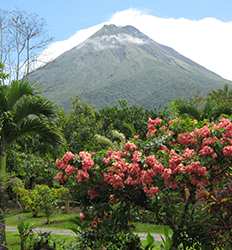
36, 9, 232, 81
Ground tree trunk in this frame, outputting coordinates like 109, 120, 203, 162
25, 38, 29, 77
0, 152, 6, 182
0, 195, 7, 249
0, 148, 8, 249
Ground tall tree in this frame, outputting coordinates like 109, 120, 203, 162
0, 9, 52, 80
0, 65, 63, 249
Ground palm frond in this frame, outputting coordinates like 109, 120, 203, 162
9, 116, 64, 146
7, 80, 34, 109
13, 95, 56, 123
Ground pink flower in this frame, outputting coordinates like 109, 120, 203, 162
76, 170, 89, 182
124, 142, 137, 152
104, 173, 124, 189
177, 132, 196, 145
186, 162, 207, 176
162, 168, 172, 180
223, 145, 232, 157
202, 137, 217, 146
82, 158, 94, 171
182, 148, 195, 159
141, 170, 154, 185
79, 151, 92, 159
145, 155, 158, 167
124, 176, 135, 186
147, 117, 162, 137
217, 118, 231, 129
88, 189, 99, 199
65, 165, 76, 176
79, 212, 85, 221
159, 145, 170, 153
199, 146, 215, 157
55, 159, 66, 169
63, 151, 75, 163
195, 125, 211, 138
146, 127, 157, 137
143, 186, 159, 198
169, 153, 182, 170
127, 163, 141, 176
148, 117, 162, 127
132, 151, 142, 163
54, 172, 64, 183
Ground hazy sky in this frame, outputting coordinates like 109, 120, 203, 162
1, 0, 232, 40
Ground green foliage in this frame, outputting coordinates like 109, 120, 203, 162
169, 85, 232, 121
0, 77, 63, 183
17, 221, 34, 250
99, 100, 156, 139
143, 233, 156, 250
14, 185, 68, 224
7, 149, 57, 188
64, 98, 101, 152
65, 230, 142, 250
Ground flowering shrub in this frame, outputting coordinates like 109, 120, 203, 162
55, 116, 232, 249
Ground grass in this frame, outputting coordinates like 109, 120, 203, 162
5, 211, 77, 229
6, 211, 168, 234
133, 222, 171, 234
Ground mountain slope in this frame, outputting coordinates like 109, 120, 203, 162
28, 24, 231, 110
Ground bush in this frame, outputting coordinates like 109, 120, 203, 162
55, 116, 232, 249
15, 184, 69, 223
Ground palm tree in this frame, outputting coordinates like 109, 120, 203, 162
0, 78, 63, 249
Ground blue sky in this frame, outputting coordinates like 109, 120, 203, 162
1, 0, 232, 41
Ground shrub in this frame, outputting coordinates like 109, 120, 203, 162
55, 116, 232, 249
15, 184, 69, 223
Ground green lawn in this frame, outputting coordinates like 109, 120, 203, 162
133, 222, 171, 234
5, 211, 77, 229
6, 211, 168, 234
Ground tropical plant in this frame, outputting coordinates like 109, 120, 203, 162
0, 80, 63, 180
0, 63, 63, 249
17, 221, 34, 250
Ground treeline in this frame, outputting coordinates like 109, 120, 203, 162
7, 84, 232, 190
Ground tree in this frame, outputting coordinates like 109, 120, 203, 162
64, 98, 101, 152
0, 9, 52, 80
99, 100, 156, 139
169, 85, 232, 121
0, 65, 63, 249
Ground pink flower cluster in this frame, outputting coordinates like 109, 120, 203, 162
147, 117, 162, 137
177, 132, 196, 145
54, 151, 94, 184
103, 144, 161, 197
223, 145, 232, 157
54, 117, 232, 203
